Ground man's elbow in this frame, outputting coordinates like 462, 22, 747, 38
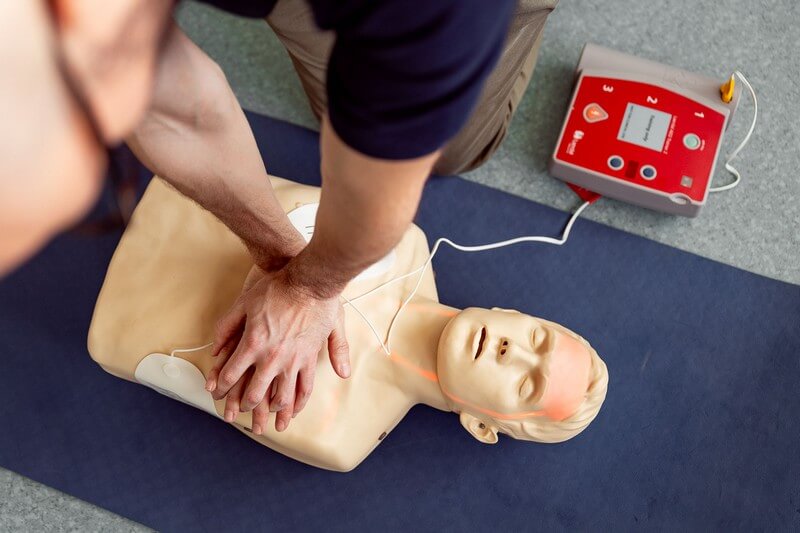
188, 59, 239, 132
151, 28, 240, 134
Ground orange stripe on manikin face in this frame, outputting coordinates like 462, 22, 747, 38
441, 389, 548, 420
536, 333, 592, 421
438, 333, 592, 422
387, 351, 545, 419
389, 311, 592, 422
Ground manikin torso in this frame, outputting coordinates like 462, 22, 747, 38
89, 176, 460, 472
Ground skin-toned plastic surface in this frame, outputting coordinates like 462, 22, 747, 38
88, 177, 608, 472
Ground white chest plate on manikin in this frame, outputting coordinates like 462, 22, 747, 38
135, 353, 220, 418
287, 203, 397, 281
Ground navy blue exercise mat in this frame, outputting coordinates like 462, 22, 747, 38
1, 112, 798, 531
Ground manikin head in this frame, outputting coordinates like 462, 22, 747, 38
437, 307, 608, 444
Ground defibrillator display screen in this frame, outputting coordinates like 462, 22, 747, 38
617, 103, 672, 152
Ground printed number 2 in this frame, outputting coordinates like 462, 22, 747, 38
647, 96, 658, 104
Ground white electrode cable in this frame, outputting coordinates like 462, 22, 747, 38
169, 342, 213, 357
709, 70, 758, 193
344, 200, 592, 355
164, 202, 592, 359
153, 72, 760, 365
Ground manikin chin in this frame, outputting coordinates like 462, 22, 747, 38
88, 176, 608, 472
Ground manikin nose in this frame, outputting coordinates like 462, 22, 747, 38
497, 338, 540, 365
498, 338, 509, 358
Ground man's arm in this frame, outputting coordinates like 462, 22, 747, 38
128, 24, 437, 433
128, 25, 352, 429
288, 117, 438, 297
210, 117, 438, 433
127, 25, 305, 272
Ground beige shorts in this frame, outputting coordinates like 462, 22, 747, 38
265, 0, 558, 175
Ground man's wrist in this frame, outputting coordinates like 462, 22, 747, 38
247, 227, 307, 273
250, 245, 301, 273
282, 247, 351, 300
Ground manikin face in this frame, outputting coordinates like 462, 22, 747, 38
437, 307, 593, 443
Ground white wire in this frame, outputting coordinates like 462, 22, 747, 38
709, 71, 758, 193
166, 203, 591, 359
158, 73, 758, 365
169, 342, 214, 357
339, 293, 388, 355
344, 201, 592, 355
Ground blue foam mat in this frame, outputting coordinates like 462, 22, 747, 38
1, 113, 798, 531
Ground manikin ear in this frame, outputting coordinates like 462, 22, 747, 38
491, 307, 520, 314
459, 412, 499, 444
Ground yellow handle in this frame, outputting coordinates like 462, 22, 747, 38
720, 74, 736, 103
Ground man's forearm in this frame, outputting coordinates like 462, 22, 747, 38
127, 26, 304, 271
285, 117, 438, 298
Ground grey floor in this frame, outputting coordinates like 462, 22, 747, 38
2, 0, 798, 530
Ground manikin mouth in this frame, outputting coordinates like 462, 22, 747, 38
474, 327, 487, 360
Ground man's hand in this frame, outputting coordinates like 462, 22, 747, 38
205, 266, 351, 434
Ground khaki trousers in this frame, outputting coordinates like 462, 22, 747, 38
266, 0, 558, 175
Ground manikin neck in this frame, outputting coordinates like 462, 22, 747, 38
388, 296, 456, 412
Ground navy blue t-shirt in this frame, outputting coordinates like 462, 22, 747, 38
197, 0, 516, 160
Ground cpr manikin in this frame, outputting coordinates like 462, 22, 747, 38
88, 176, 608, 472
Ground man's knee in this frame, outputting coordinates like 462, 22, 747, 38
433, 1, 554, 176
